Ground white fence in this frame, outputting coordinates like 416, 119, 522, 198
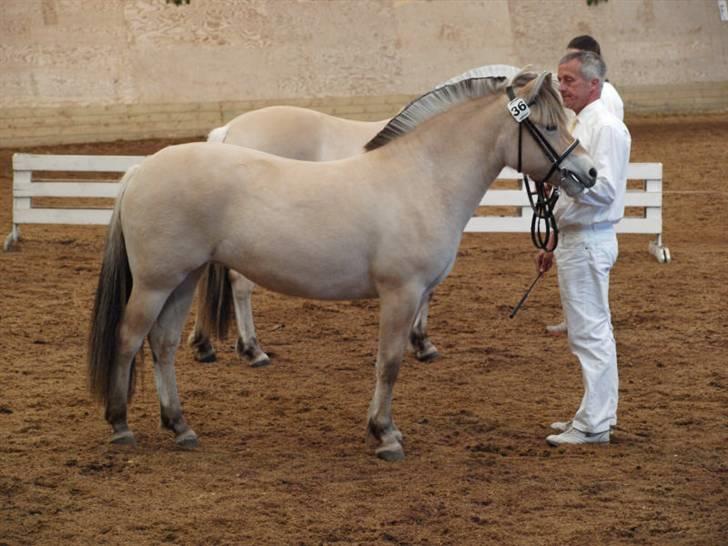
4, 153, 669, 262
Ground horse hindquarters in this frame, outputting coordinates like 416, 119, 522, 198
88, 166, 188, 446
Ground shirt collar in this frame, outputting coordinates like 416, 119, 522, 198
576, 98, 607, 123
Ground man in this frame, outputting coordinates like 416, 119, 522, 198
536, 50, 631, 446
546, 35, 625, 336
567, 35, 624, 120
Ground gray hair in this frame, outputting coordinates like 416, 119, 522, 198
559, 50, 606, 86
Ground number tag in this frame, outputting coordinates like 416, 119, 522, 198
507, 97, 530, 122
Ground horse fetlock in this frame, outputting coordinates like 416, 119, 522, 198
367, 419, 403, 445
190, 335, 217, 363
160, 411, 189, 435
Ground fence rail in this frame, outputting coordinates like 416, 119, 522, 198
4, 153, 669, 262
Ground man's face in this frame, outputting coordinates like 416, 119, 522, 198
558, 58, 597, 114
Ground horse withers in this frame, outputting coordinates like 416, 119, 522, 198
88, 71, 596, 460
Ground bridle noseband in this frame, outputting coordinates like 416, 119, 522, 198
506, 85, 580, 251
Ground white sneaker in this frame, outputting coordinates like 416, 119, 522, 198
550, 421, 571, 432
546, 426, 609, 446
551, 420, 616, 432
545, 321, 567, 336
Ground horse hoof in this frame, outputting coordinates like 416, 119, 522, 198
236, 338, 271, 368
195, 349, 217, 364
250, 354, 271, 368
175, 429, 199, 449
416, 345, 440, 363
110, 430, 136, 446
376, 442, 405, 462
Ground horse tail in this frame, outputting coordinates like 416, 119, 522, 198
207, 124, 229, 143
197, 263, 234, 340
87, 165, 137, 406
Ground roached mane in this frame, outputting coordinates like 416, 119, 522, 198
364, 70, 565, 151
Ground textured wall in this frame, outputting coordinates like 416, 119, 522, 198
1, 0, 727, 145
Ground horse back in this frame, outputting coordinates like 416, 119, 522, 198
223, 105, 386, 161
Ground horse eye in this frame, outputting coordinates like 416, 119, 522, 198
546, 125, 557, 132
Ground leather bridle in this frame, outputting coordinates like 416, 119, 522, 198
506, 85, 581, 251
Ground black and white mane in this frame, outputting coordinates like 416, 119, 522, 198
365, 69, 565, 151
365, 76, 508, 151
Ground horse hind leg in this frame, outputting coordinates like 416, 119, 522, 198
229, 270, 270, 368
188, 266, 218, 363
188, 311, 217, 364
408, 292, 440, 362
148, 270, 203, 448
106, 284, 176, 446
367, 283, 423, 461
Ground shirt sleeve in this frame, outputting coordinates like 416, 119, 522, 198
575, 123, 629, 207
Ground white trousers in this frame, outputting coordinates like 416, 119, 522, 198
555, 226, 618, 434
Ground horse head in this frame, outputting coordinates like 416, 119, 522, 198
505, 70, 597, 197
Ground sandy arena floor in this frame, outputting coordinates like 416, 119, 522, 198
1, 114, 726, 545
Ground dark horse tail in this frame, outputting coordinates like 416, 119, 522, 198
87, 166, 137, 407
196, 263, 234, 340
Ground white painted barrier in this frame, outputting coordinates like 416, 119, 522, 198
3, 153, 669, 262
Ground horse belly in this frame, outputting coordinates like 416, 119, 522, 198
215, 236, 377, 301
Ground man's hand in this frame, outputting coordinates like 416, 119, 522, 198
536, 250, 554, 273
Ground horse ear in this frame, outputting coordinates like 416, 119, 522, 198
525, 71, 551, 103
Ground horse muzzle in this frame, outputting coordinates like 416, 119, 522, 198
560, 167, 597, 197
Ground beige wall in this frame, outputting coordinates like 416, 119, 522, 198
2, 0, 727, 145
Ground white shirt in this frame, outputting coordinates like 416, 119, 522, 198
555, 99, 631, 229
601, 81, 624, 121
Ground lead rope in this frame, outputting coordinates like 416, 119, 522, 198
516, 122, 560, 252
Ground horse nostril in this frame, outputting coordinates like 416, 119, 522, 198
589, 168, 597, 178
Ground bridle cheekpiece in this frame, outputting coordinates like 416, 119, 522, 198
506, 85, 580, 251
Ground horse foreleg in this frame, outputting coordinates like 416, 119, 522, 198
409, 292, 440, 362
367, 284, 422, 461
229, 270, 270, 367
148, 273, 200, 448
106, 285, 171, 446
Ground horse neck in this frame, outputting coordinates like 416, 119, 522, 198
391, 95, 511, 221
